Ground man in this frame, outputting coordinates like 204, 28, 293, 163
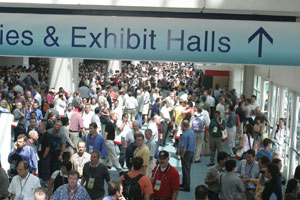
37, 121, 52, 185
0, 159, 9, 199
26, 102, 43, 121
84, 123, 106, 160
142, 87, 151, 126
115, 113, 131, 168
243, 99, 253, 119
124, 91, 138, 122
48, 121, 67, 174
205, 151, 228, 200
180, 120, 196, 192
256, 138, 273, 162
50, 170, 91, 200
82, 104, 95, 134
25, 117, 38, 136
235, 101, 245, 144
134, 133, 150, 176
236, 149, 260, 200
104, 112, 126, 175
70, 141, 91, 177
8, 160, 41, 199
91, 107, 101, 132
226, 105, 237, 157
27, 130, 39, 153
261, 164, 282, 200
81, 151, 110, 200
148, 114, 161, 144
8, 134, 38, 174
207, 111, 226, 167
103, 180, 124, 200
151, 150, 179, 200
160, 101, 172, 146
145, 129, 157, 177
195, 185, 209, 200
216, 97, 225, 119
69, 104, 84, 150
192, 105, 210, 163
44, 102, 60, 121
13, 102, 27, 141
78, 82, 91, 99
219, 160, 245, 200
34, 187, 48, 200
120, 157, 153, 200
251, 95, 259, 107
34, 89, 42, 107
125, 121, 140, 148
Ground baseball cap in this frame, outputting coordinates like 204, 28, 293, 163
158, 150, 169, 159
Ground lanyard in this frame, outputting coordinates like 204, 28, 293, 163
68, 188, 78, 200
155, 164, 169, 181
88, 134, 97, 146
20, 174, 30, 194
245, 162, 254, 177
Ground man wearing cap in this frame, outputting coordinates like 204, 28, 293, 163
151, 150, 179, 200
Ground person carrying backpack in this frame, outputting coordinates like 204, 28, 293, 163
120, 157, 153, 200
286, 165, 300, 199
192, 105, 209, 163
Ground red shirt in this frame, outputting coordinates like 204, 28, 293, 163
151, 164, 180, 198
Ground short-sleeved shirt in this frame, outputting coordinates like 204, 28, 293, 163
146, 138, 157, 158
82, 162, 110, 199
50, 184, 91, 200
256, 148, 272, 162
120, 170, 153, 196
151, 164, 179, 198
8, 173, 41, 200
84, 134, 106, 159
205, 164, 225, 193
209, 118, 227, 138
47, 128, 67, 151
70, 152, 91, 177
69, 111, 84, 132
134, 144, 150, 176
105, 121, 116, 141
180, 129, 196, 152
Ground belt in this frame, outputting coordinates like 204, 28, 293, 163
69, 130, 79, 132
126, 108, 135, 110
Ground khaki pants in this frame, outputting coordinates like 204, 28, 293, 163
195, 131, 204, 161
209, 136, 223, 164
204, 130, 210, 155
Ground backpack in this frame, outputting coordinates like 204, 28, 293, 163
122, 173, 144, 200
291, 179, 300, 199
192, 115, 204, 132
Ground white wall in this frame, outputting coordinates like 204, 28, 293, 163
254, 65, 300, 94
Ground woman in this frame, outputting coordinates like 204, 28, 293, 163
237, 124, 255, 159
272, 118, 287, 159
46, 112, 56, 130
47, 161, 72, 197
253, 116, 265, 152
285, 165, 300, 197
54, 93, 66, 118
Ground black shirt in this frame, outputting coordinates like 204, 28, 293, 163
83, 162, 110, 199
262, 177, 282, 200
38, 131, 52, 157
105, 121, 116, 141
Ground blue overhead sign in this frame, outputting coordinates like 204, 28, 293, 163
0, 13, 298, 66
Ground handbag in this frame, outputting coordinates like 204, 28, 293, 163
222, 129, 227, 142
235, 148, 244, 160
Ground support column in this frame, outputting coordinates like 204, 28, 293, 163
49, 58, 80, 93
229, 65, 244, 96
23, 57, 29, 69
108, 60, 121, 73
243, 65, 255, 98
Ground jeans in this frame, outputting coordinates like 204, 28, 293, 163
136, 112, 143, 128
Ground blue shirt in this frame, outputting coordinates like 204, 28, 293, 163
152, 103, 160, 115
180, 129, 196, 152
8, 145, 38, 172
50, 184, 91, 200
256, 148, 272, 162
84, 134, 106, 159
26, 108, 43, 121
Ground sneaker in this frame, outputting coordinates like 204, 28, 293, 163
207, 163, 214, 167
195, 160, 201, 163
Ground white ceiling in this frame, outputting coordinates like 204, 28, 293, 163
0, 0, 299, 17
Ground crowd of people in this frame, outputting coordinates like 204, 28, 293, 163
0, 60, 298, 200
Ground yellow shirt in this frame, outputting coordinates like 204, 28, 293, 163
134, 144, 150, 176
174, 105, 184, 126
249, 179, 264, 198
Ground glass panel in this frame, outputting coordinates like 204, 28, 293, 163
262, 81, 269, 113
297, 97, 300, 165
270, 85, 277, 126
